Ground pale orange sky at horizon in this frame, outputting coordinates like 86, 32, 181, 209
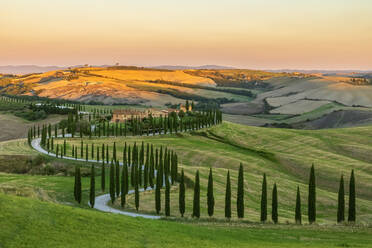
1, 0, 372, 70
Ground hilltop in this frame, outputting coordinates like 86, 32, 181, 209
2, 66, 372, 129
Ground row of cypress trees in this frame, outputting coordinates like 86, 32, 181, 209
74, 162, 357, 224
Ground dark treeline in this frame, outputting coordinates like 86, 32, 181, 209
29, 108, 222, 145
149, 80, 256, 98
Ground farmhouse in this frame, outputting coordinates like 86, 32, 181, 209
111, 104, 191, 123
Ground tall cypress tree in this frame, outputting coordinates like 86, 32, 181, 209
348, 169, 356, 222
90, 165, 95, 208
121, 163, 128, 207
74, 166, 78, 201
272, 183, 278, 224
207, 168, 214, 217
113, 142, 117, 162
115, 161, 120, 197
179, 169, 185, 217
260, 173, 267, 222
308, 164, 316, 224
337, 174, 345, 223
101, 160, 105, 192
192, 170, 200, 218
109, 161, 116, 203
155, 168, 161, 214
135, 166, 139, 211
225, 170, 231, 219
237, 163, 244, 219
165, 176, 170, 216
76, 166, 82, 204
295, 186, 302, 224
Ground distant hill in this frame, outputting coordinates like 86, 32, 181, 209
0, 65, 67, 75
151, 65, 236, 70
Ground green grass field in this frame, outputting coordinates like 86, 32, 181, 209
1, 121, 372, 247
49, 122, 372, 223
1, 193, 371, 248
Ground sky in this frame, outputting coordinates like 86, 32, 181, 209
1, 0, 372, 70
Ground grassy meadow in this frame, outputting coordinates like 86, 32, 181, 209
49, 122, 372, 224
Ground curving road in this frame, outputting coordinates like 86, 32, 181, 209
31, 136, 161, 219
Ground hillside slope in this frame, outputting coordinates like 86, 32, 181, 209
1, 193, 371, 248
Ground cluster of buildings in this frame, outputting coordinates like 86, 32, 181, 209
111, 105, 191, 123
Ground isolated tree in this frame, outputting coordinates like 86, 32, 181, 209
192, 170, 200, 218
90, 165, 95, 208
272, 183, 278, 224
260, 173, 267, 222
348, 169, 356, 222
237, 163, 244, 218
109, 161, 116, 203
295, 186, 302, 224
179, 169, 185, 217
207, 168, 214, 217
165, 176, 170, 216
337, 174, 345, 223
308, 164, 316, 224
225, 170, 231, 219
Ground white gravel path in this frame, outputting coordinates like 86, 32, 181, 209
31, 136, 162, 219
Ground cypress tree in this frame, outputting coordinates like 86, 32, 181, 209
207, 168, 214, 217
135, 166, 139, 211
76, 166, 82, 204
91, 143, 94, 159
348, 169, 356, 222
85, 144, 88, 161
272, 183, 278, 224
102, 144, 105, 163
101, 161, 105, 192
237, 163, 244, 219
106, 145, 109, 163
225, 170, 231, 219
121, 163, 128, 207
179, 169, 185, 217
308, 164, 316, 224
109, 161, 116, 203
295, 186, 302, 224
165, 176, 170, 216
90, 165, 95, 208
337, 174, 345, 223
74, 166, 78, 201
113, 142, 117, 162
80, 140, 83, 158
155, 168, 161, 214
192, 170, 200, 218
115, 161, 120, 197
260, 173, 267, 222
